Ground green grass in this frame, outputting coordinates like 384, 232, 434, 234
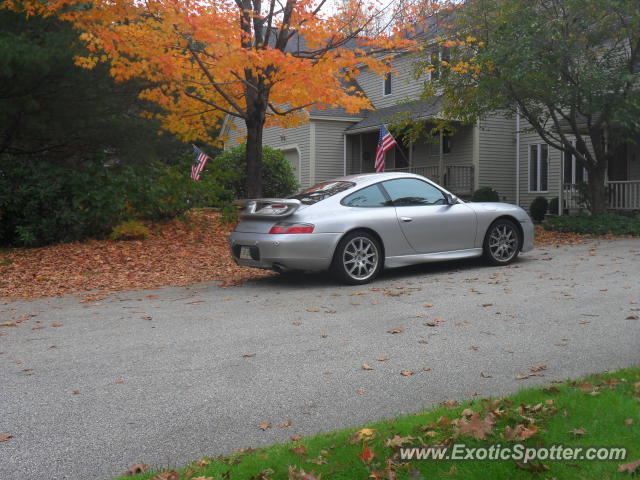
119, 367, 640, 480
543, 213, 640, 236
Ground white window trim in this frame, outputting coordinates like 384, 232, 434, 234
562, 144, 588, 184
528, 144, 549, 193
382, 73, 392, 97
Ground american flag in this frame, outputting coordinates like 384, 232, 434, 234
374, 125, 397, 173
191, 145, 210, 181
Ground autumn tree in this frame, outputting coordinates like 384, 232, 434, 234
420, 0, 640, 213
11, 0, 420, 197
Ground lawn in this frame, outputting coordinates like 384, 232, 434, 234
119, 367, 640, 480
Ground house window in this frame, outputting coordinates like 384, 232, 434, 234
383, 73, 392, 96
563, 150, 587, 184
430, 47, 450, 80
529, 144, 549, 192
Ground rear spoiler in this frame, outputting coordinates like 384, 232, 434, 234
233, 198, 302, 218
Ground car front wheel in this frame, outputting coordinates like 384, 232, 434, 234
331, 231, 382, 285
483, 219, 520, 265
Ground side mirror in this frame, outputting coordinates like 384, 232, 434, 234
445, 193, 458, 205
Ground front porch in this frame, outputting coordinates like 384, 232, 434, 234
345, 121, 476, 197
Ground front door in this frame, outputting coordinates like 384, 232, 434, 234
381, 178, 478, 253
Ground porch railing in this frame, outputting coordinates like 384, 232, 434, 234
563, 180, 640, 211
608, 181, 640, 210
387, 165, 474, 196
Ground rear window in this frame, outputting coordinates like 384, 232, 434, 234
289, 181, 355, 205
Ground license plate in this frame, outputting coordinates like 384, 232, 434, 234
240, 246, 252, 260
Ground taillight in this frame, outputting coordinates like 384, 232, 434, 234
269, 223, 315, 234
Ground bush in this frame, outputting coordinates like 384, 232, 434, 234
529, 196, 549, 222
471, 186, 500, 202
0, 156, 128, 246
109, 220, 153, 241
543, 213, 640, 236
210, 145, 298, 199
548, 197, 559, 215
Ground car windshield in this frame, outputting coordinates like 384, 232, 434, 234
289, 181, 355, 205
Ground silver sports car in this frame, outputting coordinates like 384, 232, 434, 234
230, 172, 534, 284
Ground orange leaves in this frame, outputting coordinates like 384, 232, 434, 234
0, 211, 272, 300
12, 0, 423, 145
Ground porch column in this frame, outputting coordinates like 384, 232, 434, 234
359, 134, 363, 173
439, 130, 445, 185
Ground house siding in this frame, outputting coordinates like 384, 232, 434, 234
356, 54, 425, 109
518, 127, 563, 211
314, 120, 354, 182
478, 113, 517, 203
227, 116, 313, 188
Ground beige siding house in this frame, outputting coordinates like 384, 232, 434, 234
225, 51, 640, 212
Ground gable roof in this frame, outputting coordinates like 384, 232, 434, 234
345, 97, 443, 132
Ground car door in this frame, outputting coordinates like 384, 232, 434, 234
381, 178, 478, 254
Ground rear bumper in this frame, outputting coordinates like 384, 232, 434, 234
520, 219, 535, 252
228, 232, 342, 271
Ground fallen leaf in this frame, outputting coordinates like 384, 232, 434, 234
387, 328, 404, 334
481, 303, 493, 307
72, 390, 80, 395
290, 444, 307, 456
385, 435, 415, 447
278, 421, 293, 428
258, 421, 271, 431
480, 372, 492, 378
241, 353, 256, 358
434, 317, 446, 323
0, 434, 12, 442
127, 464, 149, 475
376, 357, 389, 362
504, 424, 538, 441
361, 364, 374, 371
357, 443, 375, 464
469, 346, 479, 351
441, 399, 458, 409
114, 379, 126, 384
306, 308, 320, 312
418, 340, 428, 344
150, 472, 180, 480
0, 322, 17, 327
624, 418, 633, 426
530, 364, 546, 372
351, 428, 376, 443
422, 367, 432, 371
456, 412, 494, 440
424, 322, 437, 327
626, 314, 639, 320
292, 321, 302, 326
356, 389, 367, 395
51, 323, 62, 327
290, 434, 303, 441
618, 459, 640, 473
400, 370, 414, 376
515, 375, 529, 380
423, 303, 433, 308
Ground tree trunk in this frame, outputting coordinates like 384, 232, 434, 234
244, 115, 265, 198
586, 163, 607, 214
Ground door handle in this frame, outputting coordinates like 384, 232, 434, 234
400, 216, 413, 222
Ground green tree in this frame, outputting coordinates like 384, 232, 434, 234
421, 0, 640, 213
0, 10, 187, 163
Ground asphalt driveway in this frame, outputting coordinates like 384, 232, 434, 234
1, 239, 639, 479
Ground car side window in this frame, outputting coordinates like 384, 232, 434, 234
382, 178, 446, 206
341, 184, 389, 208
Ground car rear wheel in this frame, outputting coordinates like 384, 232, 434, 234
331, 231, 382, 285
483, 219, 520, 265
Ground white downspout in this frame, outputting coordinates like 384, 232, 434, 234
343, 133, 347, 176
515, 108, 521, 207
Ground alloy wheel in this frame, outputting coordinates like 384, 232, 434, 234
488, 224, 518, 262
343, 237, 379, 281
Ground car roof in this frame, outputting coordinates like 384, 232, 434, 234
333, 172, 427, 186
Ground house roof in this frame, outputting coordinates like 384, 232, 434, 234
345, 97, 443, 132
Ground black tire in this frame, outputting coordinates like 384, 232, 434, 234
483, 218, 521, 266
331, 230, 383, 285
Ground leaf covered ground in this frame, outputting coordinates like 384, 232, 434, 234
0, 217, 601, 300
117, 367, 640, 480
0, 210, 273, 300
